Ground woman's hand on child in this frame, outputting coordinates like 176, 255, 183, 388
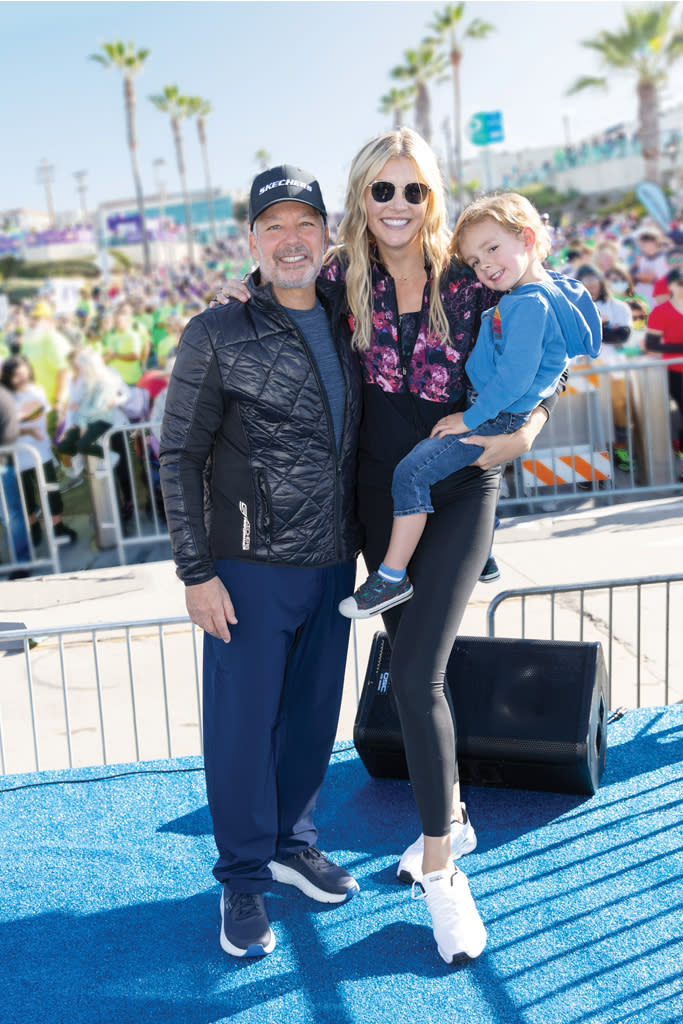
464, 407, 548, 470
430, 412, 467, 439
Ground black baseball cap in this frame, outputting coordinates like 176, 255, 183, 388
248, 164, 327, 228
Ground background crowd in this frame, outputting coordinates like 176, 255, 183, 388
1, 206, 683, 580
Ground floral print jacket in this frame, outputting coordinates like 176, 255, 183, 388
322, 252, 496, 405
322, 252, 498, 494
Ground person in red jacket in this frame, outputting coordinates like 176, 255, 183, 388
645, 266, 683, 477
651, 246, 683, 306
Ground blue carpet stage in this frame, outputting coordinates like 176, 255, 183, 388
2, 707, 683, 1024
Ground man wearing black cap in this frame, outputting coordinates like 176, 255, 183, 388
159, 166, 362, 958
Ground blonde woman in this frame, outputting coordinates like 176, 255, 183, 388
323, 132, 569, 965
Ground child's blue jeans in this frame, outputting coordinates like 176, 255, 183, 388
391, 409, 530, 516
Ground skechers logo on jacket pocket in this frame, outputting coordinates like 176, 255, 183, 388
239, 501, 250, 551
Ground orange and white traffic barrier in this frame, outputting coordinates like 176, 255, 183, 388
521, 446, 612, 489
567, 357, 602, 394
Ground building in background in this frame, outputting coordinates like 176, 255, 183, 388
0, 188, 243, 270
96, 187, 240, 266
460, 106, 683, 211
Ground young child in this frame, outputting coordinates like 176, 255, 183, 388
339, 192, 602, 619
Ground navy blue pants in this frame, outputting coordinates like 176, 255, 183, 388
202, 558, 355, 893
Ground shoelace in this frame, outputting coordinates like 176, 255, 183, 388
417, 874, 471, 927
357, 573, 385, 596
229, 891, 263, 921
411, 880, 427, 902
358, 572, 404, 599
295, 846, 328, 868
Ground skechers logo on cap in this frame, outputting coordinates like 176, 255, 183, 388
259, 178, 313, 196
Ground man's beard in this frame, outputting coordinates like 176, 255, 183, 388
256, 239, 325, 290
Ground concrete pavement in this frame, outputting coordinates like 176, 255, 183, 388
1, 494, 682, 774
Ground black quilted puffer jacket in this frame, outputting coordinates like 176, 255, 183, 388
159, 273, 363, 586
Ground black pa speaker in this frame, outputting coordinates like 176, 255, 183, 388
353, 631, 608, 795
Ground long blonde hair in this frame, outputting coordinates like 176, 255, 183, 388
331, 128, 451, 351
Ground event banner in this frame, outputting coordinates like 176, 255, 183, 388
0, 227, 96, 254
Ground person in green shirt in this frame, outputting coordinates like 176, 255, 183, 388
130, 296, 153, 357
102, 302, 148, 386
132, 296, 155, 335
75, 287, 96, 328
19, 300, 72, 424
154, 313, 187, 368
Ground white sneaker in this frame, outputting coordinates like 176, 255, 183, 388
414, 866, 487, 964
397, 803, 476, 884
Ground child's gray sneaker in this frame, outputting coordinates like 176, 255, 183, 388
338, 570, 413, 618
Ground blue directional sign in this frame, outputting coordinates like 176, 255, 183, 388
468, 110, 505, 147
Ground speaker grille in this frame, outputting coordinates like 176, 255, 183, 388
353, 632, 608, 795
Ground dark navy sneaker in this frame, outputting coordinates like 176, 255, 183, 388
269, 847, 360, 903
338, 570, 413, 618
219, 886, 276, 957
478, 556, 500, 583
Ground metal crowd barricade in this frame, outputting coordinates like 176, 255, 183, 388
92, 419, 171, 565
499, 356, 683, 510
0, 443, 62, 578
3, 573, 681, 777
85, 360, 683, 569
0, 616, 203, 776
486, 573, 683, 710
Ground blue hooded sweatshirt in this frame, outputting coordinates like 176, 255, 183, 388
462, 270, 602, 431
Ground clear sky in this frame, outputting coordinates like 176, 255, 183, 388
2, 0, 683, 219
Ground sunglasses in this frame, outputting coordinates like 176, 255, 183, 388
368, 180, 431, 205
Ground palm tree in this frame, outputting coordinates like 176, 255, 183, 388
390, 43, 448, 144
149, 84, 195, 265
426, 4, 496, 209
90, 40, 152, 273
378, 86, 415, 130
566, 2, 683, 184
254, 149, 271, 172
186, 96, 217, 247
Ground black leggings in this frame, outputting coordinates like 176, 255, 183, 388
359, 468, 500, 837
